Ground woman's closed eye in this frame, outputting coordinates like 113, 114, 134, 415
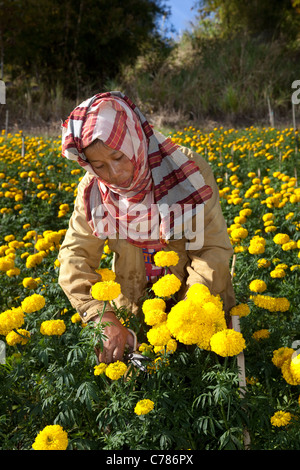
94, 154, 123, 169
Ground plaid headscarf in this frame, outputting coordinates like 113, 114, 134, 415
62, 91, 213, 249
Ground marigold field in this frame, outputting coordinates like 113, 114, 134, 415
0, 126, 299, 450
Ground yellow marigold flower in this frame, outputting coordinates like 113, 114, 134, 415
290, 354, 300, 382
281, 241, 297, 251
40, 319, 66, 336
231, 227, 248, 241
273, 233, 290, 245
147, 321, 172, 346
270, 268, 285, 278
253, 294, 290, 312
26, 252, 44, 268
252, 329, 270, 341
21, 293, 45, 313
167, 299, 201, 345
262, 213, 274, 221
248, 240, 265, 255
152, 274, 181, 298
105, 360, 127, 380
0, 256, 15, 272
257, 258, 271, 268
197, 321, 226, 351
22, 277, 39, 289
6, 328, 30, 346
6, 267, 20, 277
144, 308, 167, 326
265, 225, 277, 233
272, 347, 294, 368
230, 303, 250, 317
153, 250, 179, 267
270, 411, 292, 427
94, 363, 108, 376
95, 267, 116, 282
0, 307, 25, 336
210, 329, 246, 357
71, 312, 82, 323
134, 399, 154, 416
139, 343, 153, 354
281, 357, 300, 385
91, 280, 121, 301
142, 298, 166, 314
32, 424, 68, 450
249, 279, 267, 293
34, 238, 52, 252
186, 283, 211, 303
154, 338, 177, 355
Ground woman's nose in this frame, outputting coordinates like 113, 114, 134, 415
108, 163, 122, 181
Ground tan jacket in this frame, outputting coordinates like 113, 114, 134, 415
58, 144, 236, 323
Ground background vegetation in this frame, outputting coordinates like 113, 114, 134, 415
1, 0, 300, 129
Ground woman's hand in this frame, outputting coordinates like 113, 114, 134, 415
92, 311, 135, 364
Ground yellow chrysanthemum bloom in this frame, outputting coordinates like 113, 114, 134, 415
270, 411, 292, 427
21, 293, 46, 313
91, 280, 121, 301
134, 399, 154, 416
249, 279, 267, 293
153, 250, 179, 267
152, 274, 181, 298
210, 329, 246, 357
6, 328, 30, 346
230, 303, 250, 318
32, 425, 68, 450
40, 319, 66, 336
105, 360, 127, 380
0, 307, 25, 336
252, 329, 270, 341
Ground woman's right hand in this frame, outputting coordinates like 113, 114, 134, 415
92, 311, 135, 364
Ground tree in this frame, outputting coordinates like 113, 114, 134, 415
0, 0, 171, 97
194, 0, 300, 41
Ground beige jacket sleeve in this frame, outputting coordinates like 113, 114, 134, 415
58, 173, 113, 322
180, 145, 236, 314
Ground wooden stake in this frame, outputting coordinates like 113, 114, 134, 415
230, 253, 251, 449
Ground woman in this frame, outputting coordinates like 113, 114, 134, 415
58, 91, 235, 364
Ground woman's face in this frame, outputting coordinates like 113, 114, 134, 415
84, 139, 134, 188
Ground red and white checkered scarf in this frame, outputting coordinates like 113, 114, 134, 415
62, 92, 212, 249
